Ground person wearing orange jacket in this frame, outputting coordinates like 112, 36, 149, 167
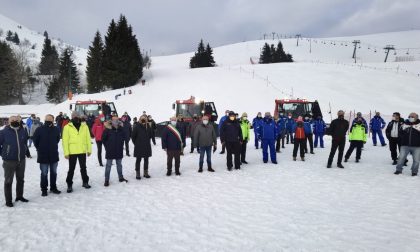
293, 117, 306, 161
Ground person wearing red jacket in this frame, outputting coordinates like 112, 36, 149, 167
92, 118, 105, 166
293, 117, 306, 161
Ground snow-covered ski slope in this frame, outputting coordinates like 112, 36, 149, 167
1, 18, 419, 121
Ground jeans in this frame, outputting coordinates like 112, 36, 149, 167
28, 138, 33, 147
40, 162, 58, 191
105, 159, 123, 181
372, 130, 386, 145
3, 160, 26, 204
396, 146, 420, 173
262, 139, 276, 162
314, 133, 324, 148
199, 146, 212, 168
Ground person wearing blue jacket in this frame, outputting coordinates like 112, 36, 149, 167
218, 110, 230, 154
252, 112, 263, 149
369, 112, 387, 146
162, 117, 183, 176
0, 116, 29, 207
313, 115, 326, 148
303, 115, 315, 154
32, 114, 61, 196
275, 113, 287, 152
285, 113, 296, 144
257, 112, 278, 164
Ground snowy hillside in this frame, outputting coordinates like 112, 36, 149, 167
0, 14, 88, 103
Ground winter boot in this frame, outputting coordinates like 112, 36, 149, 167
356, 159, 360, 163
392, 160, 398, 165
412, 172, 418, 177
198, 167, 203, 173
344, 158, 348, 163
50, 188, 61, 194
394, 171, 402, 175
301, 157, 305, 161
42, 191, 48, 197
242, 161, 248, 164
82, 182, 91, 189
67, 185, 73, 193
104, 180, 109, 187
166, 170, 172, 176
293, 157, 297, 161
15, 197, 29, 202
5, 202, 13, 207
119, 177, 128, 183
337, 164, 345, 169
144, 168, 151, 179
136, 170, 141, 180
208, 166, 215, 172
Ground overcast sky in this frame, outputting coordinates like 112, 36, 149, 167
1, 0, 419, 55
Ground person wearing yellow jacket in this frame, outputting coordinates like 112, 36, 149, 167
239, 113, 251, 164
62, 111, 92, 193
344, 118, 367, 163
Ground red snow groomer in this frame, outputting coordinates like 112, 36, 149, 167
156, 96, 219, 137
70, 100, 118, 119
274, 98, 322, 120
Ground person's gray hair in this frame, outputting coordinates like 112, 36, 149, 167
71, 111, 80, 118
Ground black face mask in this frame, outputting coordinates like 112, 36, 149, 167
338, 115, 344, 119
45, 121, 53, 127
72, 118, 80, 124
10, 121, 20, 128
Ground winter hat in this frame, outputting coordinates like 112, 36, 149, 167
297, 116, 303, 122
264, 112, 271, 117
257, 112, 262, 116
229, 111, 236, 116
242, 112, 248, 118
357, 112, 362, 117
225, 110, 230, 114
71, 111, 80, 118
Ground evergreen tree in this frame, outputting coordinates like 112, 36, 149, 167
0, 41, 19, 104
190, 40, 215, 68
12, 32, 20, 45
46, 76, 61, 103
43, 31, 48, 38
59, 48, 80, 95
259, 43, 272, 64
6, 30, 13, 41
102, 15, 143, 90
86, 31, 104, 93
39, 37, 59, 75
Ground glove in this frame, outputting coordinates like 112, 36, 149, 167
213, 145, 217, 153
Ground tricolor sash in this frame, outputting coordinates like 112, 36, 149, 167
167, 124, 183, 144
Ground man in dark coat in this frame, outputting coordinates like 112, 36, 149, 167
102, 117, 128, 186
176, 115, 187, 155
385, 112, 405, 165
327, 110, 349, 168
32, 114, 61, 196
132, 115, 153, 179
162, 116, 183, 176
189, 114, 201, 153
193, 115, 217, 172
220, 111, 243, 170
0, 116, 29, 207
121, 115, 132, 156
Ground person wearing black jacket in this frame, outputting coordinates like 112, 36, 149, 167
32, 114, 61, 196
121, 115, 132, 157
162, 117, 183, 176
394, 113, 420, 176
327, 110, 349, 168
220, 111, 243, 170
132, 115, 153, 179
176, 115, 187, 155
0, 116, 29, 207
385, 112, 405, 165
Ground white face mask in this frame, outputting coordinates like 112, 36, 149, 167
170, 121, 177, 126
243, 117, 247, 120
288, 116, 292, 119
305, 117, 309, 120
203, 120, 209, 125
409, 117, 416, 123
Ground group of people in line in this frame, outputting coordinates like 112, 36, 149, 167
0, 108, 419, 208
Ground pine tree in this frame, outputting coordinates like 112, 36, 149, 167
39, 37, 59, 75
259, 43, 272, 64
86, 31, 104, 93
46, 76, 61, 103
102, 15, 143, 90
190, 40, 215, 68
6, 30, 13, 41
0, 41, 19, 104
46, 48, 80, 103
12, 32, 20, 45
43, 31, 48, 38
